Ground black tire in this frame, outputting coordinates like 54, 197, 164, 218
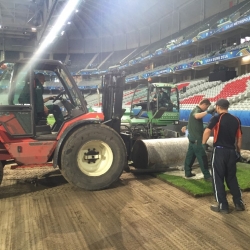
0, 161, 3, 185
60, 124, 127, 190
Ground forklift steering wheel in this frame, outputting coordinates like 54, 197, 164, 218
53, 90, 65, 103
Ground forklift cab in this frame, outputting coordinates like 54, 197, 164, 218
0, 59, 88, 138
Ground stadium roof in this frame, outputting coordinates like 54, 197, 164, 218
0, 0, 196, 47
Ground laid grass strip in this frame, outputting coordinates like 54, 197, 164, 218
236, 163, 250, 191
156, 174, 213, 197
156, 163, 250, 197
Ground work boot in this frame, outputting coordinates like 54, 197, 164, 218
210, 203, 229, 214
185, 173, 196, 178
235, 201, 245, 211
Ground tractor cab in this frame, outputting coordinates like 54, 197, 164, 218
129, 83, 179, 124
120, 82, 180, 139
150, 83, 179, 113
0, 59, 89, 138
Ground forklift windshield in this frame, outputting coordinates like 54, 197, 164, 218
0, 63, 14, 105
0, 60, 88, 136
4, 60, 85, 109
56, 68, 82, 107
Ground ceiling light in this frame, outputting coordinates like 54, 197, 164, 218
61, 30, 65, 35
31, 27, 37, 32
75, 9, 79, 13
17, 0, 81, 80
242, 55, 250, 62
67, 21, 71, 25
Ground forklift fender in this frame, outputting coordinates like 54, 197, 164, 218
53, 119, 101, 169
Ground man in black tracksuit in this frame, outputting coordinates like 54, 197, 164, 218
202, 99, 245, 213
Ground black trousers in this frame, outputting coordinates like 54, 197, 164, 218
211, 147, 242, 207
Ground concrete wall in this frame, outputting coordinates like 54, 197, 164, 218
180, 0, 202, 30
140, 28, 150, 46
126, 31, 139, 49
114, 34, 126, 51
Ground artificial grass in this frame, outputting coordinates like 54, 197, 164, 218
156, 163, 250, 197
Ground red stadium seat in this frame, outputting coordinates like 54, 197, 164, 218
180, 74, 250, 105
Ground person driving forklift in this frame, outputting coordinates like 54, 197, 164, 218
18, 73, 64, 129
36, 73, 64, 129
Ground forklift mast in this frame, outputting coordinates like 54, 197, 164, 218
101, 71, 126, 134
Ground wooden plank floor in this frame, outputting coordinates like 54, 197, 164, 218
0, 166, 249, 250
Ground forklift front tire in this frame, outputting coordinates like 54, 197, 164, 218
60, 124, 127, 190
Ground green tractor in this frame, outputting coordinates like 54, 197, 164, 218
121, 82, 180, 139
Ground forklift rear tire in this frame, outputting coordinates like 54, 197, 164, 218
0, 161, 3, 185
60, 124, 127, 190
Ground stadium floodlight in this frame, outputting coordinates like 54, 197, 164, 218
35, 0, 79, 53
242, 55, 250, 62
34, 0, 80, 57
241, 38, 245, 44
16, 0, 81, 83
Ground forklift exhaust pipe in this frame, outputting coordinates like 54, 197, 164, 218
131, 137, 213, 169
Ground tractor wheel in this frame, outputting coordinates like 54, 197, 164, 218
0, 161, 3, 185
60, 124, 127, 190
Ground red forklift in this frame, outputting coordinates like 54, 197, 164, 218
0, 59, 129, 190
